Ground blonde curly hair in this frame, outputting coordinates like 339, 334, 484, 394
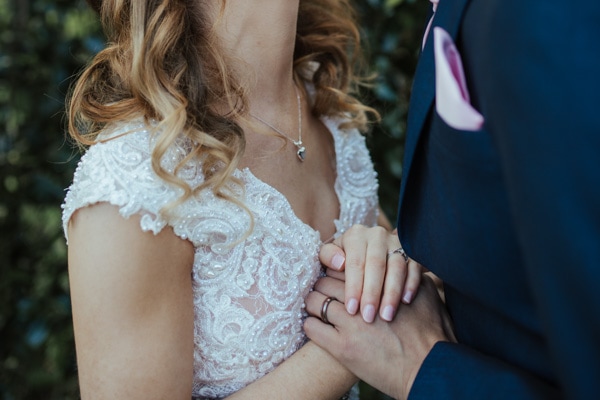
69, 0, 376, 210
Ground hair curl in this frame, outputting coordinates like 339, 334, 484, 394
69, 0, 377, 214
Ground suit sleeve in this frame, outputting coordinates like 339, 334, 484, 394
410, 342, 558, 399
410, 2, 600, 399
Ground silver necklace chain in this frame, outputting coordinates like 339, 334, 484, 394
249, 85, 306, 162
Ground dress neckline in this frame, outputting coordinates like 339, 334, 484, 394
234, 116, 341, 244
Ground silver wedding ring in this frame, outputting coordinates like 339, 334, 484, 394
387, 246, 409, 262
320, 296, 337, 325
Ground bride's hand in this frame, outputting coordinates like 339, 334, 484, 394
319, 225, 423, 323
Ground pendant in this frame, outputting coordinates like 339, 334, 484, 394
296, 146, 306, 162
293, 140, 306, 162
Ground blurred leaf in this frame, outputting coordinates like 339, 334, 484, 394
0, 0, 98, 398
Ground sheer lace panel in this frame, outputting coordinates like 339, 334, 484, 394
62, 116, 378, 399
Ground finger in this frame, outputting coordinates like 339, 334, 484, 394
358, 229, 389, 323
305, 290, 325, 319
303, 316, 342, 354
324, 268, 346, 282
314, 276, 346, 302
304, 288, 346, 326
360, 229, 403, 323
378, 255, 406, 321
424, 271, 445, 302
339, 231, 368, 316
319, 243, 346, 271
402, 260, 423, 304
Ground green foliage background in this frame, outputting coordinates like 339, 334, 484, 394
0, 0, 427, 398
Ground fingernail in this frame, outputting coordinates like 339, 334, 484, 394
381, 305, 395, 321
402, 290, 414, 304
362, 304, 376, 323
346, 298, 359, 315
331, 253, 345, 270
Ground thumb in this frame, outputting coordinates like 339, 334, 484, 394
319, 243, 346, 271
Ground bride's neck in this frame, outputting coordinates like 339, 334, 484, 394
208, 0, 300, 105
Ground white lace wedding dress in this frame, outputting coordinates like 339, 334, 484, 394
62, 115, 379, 399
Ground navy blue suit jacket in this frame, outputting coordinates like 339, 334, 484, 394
397, 1, 600, 398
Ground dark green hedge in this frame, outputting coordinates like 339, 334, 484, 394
0, 0, 427, 398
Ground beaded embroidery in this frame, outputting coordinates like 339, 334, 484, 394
62, 116, 379, 399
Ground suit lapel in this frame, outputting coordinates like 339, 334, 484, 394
397, 0, 472, 219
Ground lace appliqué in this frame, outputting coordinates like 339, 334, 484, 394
62, 116, 378, 400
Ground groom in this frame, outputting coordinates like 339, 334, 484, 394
305, 0, 600, 398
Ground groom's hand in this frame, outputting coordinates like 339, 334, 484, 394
304, 274, 456, 400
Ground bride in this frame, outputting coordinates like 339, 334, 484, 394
62, 0, 421, 398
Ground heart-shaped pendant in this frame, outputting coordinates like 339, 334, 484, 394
296, 146, 306, 162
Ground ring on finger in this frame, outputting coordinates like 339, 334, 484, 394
387, 246, 409, 262
320, 296, 337, 325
